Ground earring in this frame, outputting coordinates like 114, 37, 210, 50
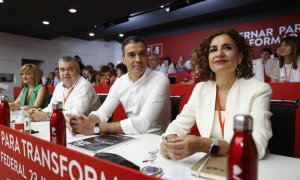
236, 64, 241, 77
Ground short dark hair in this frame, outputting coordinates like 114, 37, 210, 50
58, 56, 80, 70
163, 56, 172, 65
261, 47, 273, 55
198, 29, 254, 80
122, 36, 147, 55
107, 62, 115, 68
116, 63, 128, 74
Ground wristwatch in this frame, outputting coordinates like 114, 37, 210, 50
93, 123, 100, 134
209, 138, 220, 155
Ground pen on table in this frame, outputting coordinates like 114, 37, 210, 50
31, 130, 39, 134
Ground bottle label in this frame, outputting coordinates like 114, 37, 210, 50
24, 116, 31, 134
51, 127, 57, 144
232, 164, 242, 180
15, 123, 25, 133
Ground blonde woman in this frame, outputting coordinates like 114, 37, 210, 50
10, 64, 50, 110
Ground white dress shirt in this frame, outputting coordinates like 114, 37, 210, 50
163, 78, 272, 159
90, 68, 171, 135
160, 63, 176, 75
43, 76, 101, 116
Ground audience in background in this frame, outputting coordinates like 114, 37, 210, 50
10, 64, 50, 110
96, 65, 116, 86
67, 36, 171, 136
273, 45, 281, 60
160, 56, 176, 75
108, 62, 118, 77
184, 58, 191, 70
45, 72, 55, 86
181, 49, 202, 84
160, 29, 272, 160
74, 55, 85, 76
53, 67, 61, 86
176, 55, 185, 68
115, 63, 128, 78
84, 65, 96, 85
253, 47, 274, 82
29, 56, 100, 121
271, 36, 300, 82
148, 53, 161, 71
39, 69, 47, 85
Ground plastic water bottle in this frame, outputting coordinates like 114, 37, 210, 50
24, 114, 31, 134
15, 107, 25, 133
228, 115, 258, 180
0, 95, 10, 127
50, 101, 66, 146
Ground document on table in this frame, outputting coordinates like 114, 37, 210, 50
162, 153, 206, 180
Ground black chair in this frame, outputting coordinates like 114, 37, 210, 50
168, 76, 177, 84
268, 99, 299, 157
170, 95, 182, 121
98, 93, 113, 122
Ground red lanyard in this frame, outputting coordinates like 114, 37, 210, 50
63, 87, 74, 103
284, 64, 292, 82
216, 88, 225, 138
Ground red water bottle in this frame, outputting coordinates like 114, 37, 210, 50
0, 95, 10, 127
50, 101, 66, 146
228, 115, 258, 180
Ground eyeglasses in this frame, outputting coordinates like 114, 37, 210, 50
143, 149, 159, 163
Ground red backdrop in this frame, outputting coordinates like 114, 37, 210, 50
146, 12, 300, 64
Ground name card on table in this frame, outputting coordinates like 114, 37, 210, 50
0, 125, 158, 180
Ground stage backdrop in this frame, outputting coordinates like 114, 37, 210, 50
146, 12, 300, 63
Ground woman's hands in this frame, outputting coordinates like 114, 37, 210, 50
161, 135, 211, 160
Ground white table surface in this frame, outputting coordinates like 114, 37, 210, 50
10, 112, 300, 180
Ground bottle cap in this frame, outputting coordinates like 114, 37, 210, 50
52, 101, 63, 110
140, 166, 163, 177
0, 95, 8, 101
234, 114, 253, 131
19, 107, 26, 115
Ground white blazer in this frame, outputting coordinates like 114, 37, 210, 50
164, 78, 273, 159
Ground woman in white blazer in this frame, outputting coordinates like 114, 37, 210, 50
161, 29, 272, 160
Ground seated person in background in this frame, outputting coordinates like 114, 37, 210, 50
53, 67, 61, 86
184, 59, 191, 70
45, 71, 55, 86
271, 36, 300, 82
180, 49, 202, 84
29, 56, 100, 121
176, 55, 185, 68
252, 47, 273, 82
96, 65, 116, 86
108, 62, 118, 77
160, 29, 272, 160
160, 56, 176, 75
115, 63, 128, 78
148, 53, 161, 71
68, 36, 171, 135
10, 64, 50, 111
83, 65, 96, 85
39, 69, 47, 85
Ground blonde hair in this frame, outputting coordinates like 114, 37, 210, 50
20, 64, 41, 87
